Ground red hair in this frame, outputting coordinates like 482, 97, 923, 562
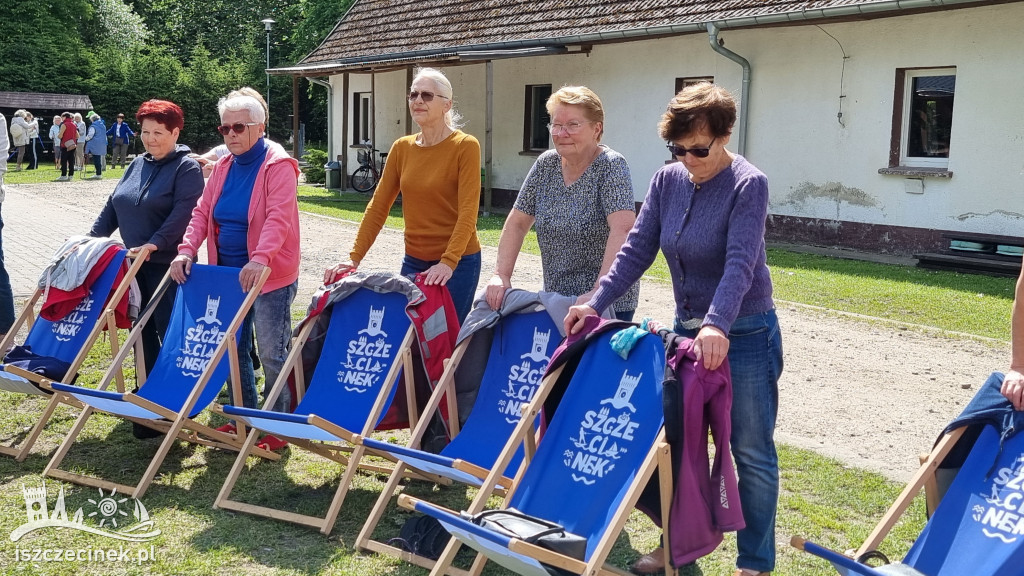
135, 99, 184, 132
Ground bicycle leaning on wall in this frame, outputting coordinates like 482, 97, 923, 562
351, 144, 388, 193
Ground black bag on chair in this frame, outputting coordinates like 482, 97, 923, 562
470, 508, 587, 575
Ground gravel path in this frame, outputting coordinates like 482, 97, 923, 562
4, 178, 1009, 482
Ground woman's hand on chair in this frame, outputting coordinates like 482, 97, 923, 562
169, 254, 192, 284
484, 273, 511, 310
693, 325, 729, 371
1001, 368, 1024, 410
422, 263, 453, 286
239, 261, 267, 292
128, 243, 158, 261
564, 304, 597, 335
324, 259, 358, 284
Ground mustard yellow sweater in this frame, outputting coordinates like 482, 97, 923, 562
351, 130, 481, 269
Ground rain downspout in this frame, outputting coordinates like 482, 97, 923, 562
308, 77, 334, 161
707, 22, 750, 156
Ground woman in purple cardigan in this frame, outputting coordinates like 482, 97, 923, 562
564, 82, 783, 576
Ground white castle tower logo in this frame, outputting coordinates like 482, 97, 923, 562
600, 371, 641, 412
197, 295, 222, 325
358, 306, 387, 337
520, 328, 551, 363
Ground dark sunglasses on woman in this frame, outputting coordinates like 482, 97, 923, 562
666, 137, 716, 159
408, 91, 449, 103
216, 122, 259, 136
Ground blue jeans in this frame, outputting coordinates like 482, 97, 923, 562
400, 251, 481, 324
231, 281, 298, 413
0, 203, 14, 334
676, 309, 783, 572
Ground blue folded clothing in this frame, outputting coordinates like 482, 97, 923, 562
3, 345, 75, 383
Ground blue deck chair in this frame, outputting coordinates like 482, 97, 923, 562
215, 274, 424, 535
42, 264, 270, 499
0, 243, 146, 461
400, 316, 674, 576
793, 371, 1024, 575
355, 291, 565, 569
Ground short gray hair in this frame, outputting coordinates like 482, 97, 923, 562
217, 94, 266, 124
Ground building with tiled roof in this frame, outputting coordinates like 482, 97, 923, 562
275, 0, 1024, 258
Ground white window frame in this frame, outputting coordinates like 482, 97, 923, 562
898, 68, 955, 169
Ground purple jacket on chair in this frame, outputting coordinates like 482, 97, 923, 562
664, 333, 745, 565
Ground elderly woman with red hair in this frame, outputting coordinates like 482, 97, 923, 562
89, 100, 205, 437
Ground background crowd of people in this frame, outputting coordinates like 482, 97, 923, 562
5, 108, 135, 180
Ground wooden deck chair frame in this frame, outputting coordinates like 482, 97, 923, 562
42, 265, 277, 499
214, 295, 433, 535
0, 246, 149, 461
397, 358, 676, 576
355, 336, 524, 570
790, 425, 967, 561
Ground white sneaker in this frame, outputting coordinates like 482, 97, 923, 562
53, 176, 67, 182
87, 175, 102, 180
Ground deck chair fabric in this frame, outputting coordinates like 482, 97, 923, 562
355, 291, 570, 568
0, 239, 131, 395
794, 371, 1024, 576
450, 289, 608, 427
0, 240, 142, 461
223, 283, 416, 437
43, 264, 266, 498
215, 271, 435, 534
404, 315, 670, 576
363, 297, 561, 480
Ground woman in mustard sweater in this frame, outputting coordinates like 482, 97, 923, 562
324, 67, 482, 322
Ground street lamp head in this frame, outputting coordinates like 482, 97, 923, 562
261, 18, 276, 31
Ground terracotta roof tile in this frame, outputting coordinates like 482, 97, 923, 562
294, 0, 974, 68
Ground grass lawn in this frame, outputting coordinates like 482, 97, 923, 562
4, 163, 129, 184
0, 182, 1004, 574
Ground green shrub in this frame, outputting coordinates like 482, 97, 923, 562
302, 148, 327, 184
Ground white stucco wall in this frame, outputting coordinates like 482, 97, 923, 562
329, 2, 1024, 236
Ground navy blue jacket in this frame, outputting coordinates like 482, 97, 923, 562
89, 144, 204, 264
106, 120, 135, 141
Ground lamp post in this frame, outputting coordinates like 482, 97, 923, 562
261, 18, 275, 114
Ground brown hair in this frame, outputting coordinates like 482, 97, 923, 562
658, 82, 736, 142
546, 86, 605, 141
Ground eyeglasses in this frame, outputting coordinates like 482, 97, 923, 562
547, 121, 590, 135
408, 91, 449, 103
666, 137, 716, 159
216, 122, 259, 136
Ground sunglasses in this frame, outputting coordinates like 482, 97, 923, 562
216, 122, 259, 136
666, 137, 717, 159
408, 91, 449, 103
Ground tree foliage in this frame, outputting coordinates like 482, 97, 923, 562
0, 0, 356, 150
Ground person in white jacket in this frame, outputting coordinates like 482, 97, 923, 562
9, 110, 31, 171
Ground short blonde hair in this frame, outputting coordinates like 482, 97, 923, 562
546, 86, 605, 142
412, 67, 463, 130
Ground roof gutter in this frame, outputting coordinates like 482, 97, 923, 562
275, 0, 991, 74
707, 23, 750, 156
